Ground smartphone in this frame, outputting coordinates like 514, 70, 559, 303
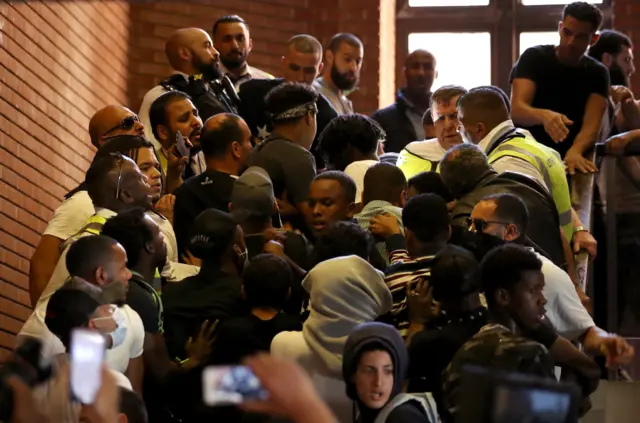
175, 132, 191, 158
70, 329, 106, 404
202, 366, 268, 406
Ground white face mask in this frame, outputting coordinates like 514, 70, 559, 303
109, 306, 128, 348
93, 305, 128, 349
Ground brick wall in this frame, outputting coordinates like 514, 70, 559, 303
0, 0, 387, 357
128, 0, 387, 114
613, 0, 640, 93
0, 0, 130, 359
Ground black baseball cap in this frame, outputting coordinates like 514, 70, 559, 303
431, 244, 481, 302
189, 208, 239, 259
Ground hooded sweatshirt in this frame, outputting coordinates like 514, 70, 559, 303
271, 256, 393, 423
343, 322, 438, 423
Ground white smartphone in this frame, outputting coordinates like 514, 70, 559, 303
202, 366, 268, 406
175, 132, 191, 158
70, 329, 106, 404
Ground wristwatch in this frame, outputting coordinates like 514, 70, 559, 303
574, 226, 588, 233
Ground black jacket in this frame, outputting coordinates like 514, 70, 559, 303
372, 89, 425, 154
160, 74, 239, 123
452, 171, 566, 269
238, 78, 338, 168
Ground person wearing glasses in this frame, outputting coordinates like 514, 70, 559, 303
467, 193, 635, 370
29, 107, 146, 308
20, 153, 153, 360
439, 143, 566, 271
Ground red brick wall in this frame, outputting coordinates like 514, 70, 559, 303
0, 0, 130, 359
128, 1, 387, 114
0, 1, 386, 357
613, 0, 640, 93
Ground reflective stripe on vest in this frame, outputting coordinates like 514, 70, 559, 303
488, 138, 573, 241
396, 147, 438, 179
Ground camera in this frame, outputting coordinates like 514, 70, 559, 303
0, 337, 51, 422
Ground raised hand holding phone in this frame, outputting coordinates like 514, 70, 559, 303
175, 131, 191, 158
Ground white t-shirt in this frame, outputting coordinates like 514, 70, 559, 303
43, 190, 94, 241
105, 305, 145, 374
533, 249, 595, 340
344, 160, 379, 203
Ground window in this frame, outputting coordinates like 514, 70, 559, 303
409, 0, 489, 6
520, 31, 558, 55
397, 0, 610, 93
521, 0, 602, 4
408, 32, 491, 90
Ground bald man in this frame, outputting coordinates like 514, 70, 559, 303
372, 50, 438, 153
238, 34, 338, 168
29, 107, 146, 306
172, 113, 253, 257
89, 105, 145, 148
139, 27, 238, 161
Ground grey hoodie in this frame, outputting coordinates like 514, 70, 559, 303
302, 255, 393, 377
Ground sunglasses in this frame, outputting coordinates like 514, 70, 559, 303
103, 115, 140, 137
465, 217, 509, 232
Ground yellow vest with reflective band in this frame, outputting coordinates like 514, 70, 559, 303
60, 214, 162, 279
396, 148, 439, 179
487, 135, 574, 241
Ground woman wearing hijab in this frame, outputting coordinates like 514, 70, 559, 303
271, 255, 393, 423
342, 322, 438, 423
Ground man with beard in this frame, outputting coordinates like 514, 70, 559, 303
139, 27, 238, 159
212, 15, 273, 89
238, 34, 338, 167
313, 33, 363, 115
396, 85, 466, 179
373, 50, 437, 153
149, 90, 204, 188
510, 2, 609, 175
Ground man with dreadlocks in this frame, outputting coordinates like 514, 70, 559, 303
246, 82, 319, 227
317, 114, 385, 204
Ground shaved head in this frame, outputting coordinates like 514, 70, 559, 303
200, 113, 252, 161
165, 27, 221, 79
88, 105, 143, 148
288, 34, 323, 55
405, 49, 435, 68
457, 87, 510, 144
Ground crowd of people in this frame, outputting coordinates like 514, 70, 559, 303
5, 1, 640, 423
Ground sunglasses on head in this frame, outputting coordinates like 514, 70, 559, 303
465, 217, 509, 232
108, 152, 126, 200
103, 115, 140, 137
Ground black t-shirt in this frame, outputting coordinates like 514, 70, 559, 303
209, 313, 302, 365
246, 138, 316, 206
173, 169, 236, 258
510, 45, 610, 157
126, 274, 162, 334
161, 267, 248, 359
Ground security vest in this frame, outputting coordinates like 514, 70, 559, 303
486, 128, 573, 241
396, 142, 442, 179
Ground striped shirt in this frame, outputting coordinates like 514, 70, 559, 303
384, 239, 438, 335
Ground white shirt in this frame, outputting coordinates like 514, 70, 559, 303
532, 249, 595, 340
19, 208, 119, 357
43, 190, 94, 241
220, 63, 273, 90
476, 120, 548, 191
344, 160, 379, 203
105, 305, 145, 374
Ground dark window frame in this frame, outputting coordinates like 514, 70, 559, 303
396, 0, 612, 94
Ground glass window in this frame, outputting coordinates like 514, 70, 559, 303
409, 0, 489, 6
408, 32, 491, 91
520, 31, 558, 55
521, 0, 601, 5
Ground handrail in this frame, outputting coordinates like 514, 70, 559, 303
595, 138, 640, 334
